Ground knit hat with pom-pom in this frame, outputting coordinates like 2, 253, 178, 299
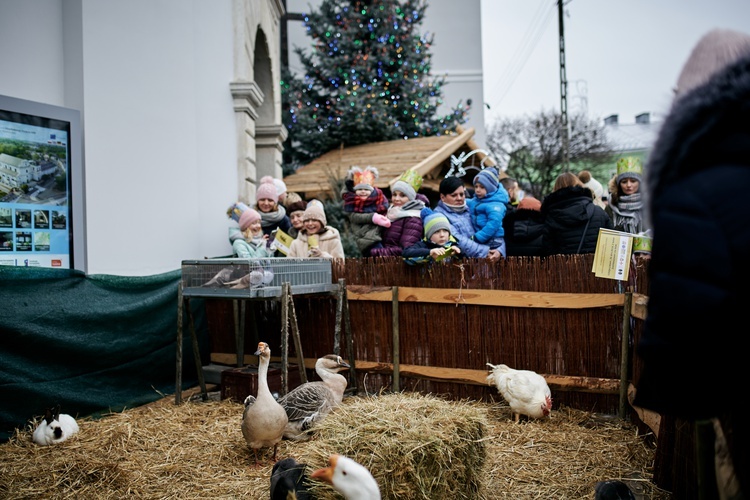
474, 166, 500, 195
578, 170, 604, 199
256, 177, 278, 203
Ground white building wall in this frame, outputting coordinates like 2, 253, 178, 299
0, 0, 282, 276
0, 0, 478, 276
284, 0, 487, 148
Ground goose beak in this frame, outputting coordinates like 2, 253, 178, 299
310, 454, 339, 484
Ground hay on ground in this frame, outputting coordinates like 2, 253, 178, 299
0, 388, 672, 499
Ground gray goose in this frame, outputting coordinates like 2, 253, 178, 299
241, 342, 288, 464
276, 354, 350, 440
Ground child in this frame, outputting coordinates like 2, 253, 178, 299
403, 208, 463, 266
341, 165, 391, 256
227, 202, 273, 258
284, 192, 307, 239
287, 201, 345, 259
255, 176, 292, 256
370, 170, 428, 257
466, 166, 509, 258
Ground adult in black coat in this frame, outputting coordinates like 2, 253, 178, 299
503, 195, 545, 256
540, 173, 612, 255
634, 29, 750, 498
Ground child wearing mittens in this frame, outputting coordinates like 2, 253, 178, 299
402, 208, 463, 266
370, 170, 428, 258
341, 165, 391, 256
227, 203, 273, 258
466, 166, 509, 258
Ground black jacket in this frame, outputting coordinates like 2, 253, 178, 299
503, 207, 545, 256
540, 186, 612, 255
634, 52, 750, 420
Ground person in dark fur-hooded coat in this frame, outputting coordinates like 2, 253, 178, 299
634, 29, 750, 498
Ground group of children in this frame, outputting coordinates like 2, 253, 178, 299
227, 176, 344, 260
225, 156, 645, 265
226, 164, 512, 266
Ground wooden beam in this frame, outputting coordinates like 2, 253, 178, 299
346, 285, 625, 309
388, 128, 476, 187
210, 354, 620, 395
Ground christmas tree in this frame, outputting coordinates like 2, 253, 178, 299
281, 0, 471, 170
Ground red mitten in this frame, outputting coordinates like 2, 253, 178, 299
372, 213, 391, 228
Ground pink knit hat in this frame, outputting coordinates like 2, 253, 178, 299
238, 208, 261, 231
256, 178, 278, 203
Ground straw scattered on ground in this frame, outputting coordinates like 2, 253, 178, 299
0, 390, 671, 499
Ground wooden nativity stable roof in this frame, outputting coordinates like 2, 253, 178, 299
283, 125, 501, 200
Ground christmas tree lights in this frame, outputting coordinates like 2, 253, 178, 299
281, 0, 470, 170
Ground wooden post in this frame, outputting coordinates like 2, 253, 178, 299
281, 283, 290, 395
186, 296, 208, 401
342, 279, 358, 394
619, 292, 632, 419
233, 300, 243, 368
392, 286, 400, 393
288, 287, 308, 384
175, 284, 183, 404
334, 279, 344, 356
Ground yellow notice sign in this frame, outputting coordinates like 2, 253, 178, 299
592, 229, 634, 281
272, 229, 294, 256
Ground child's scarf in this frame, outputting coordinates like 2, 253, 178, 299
343, 188, 389, 214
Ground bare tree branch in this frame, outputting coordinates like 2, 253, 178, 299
486, 110, 615, 200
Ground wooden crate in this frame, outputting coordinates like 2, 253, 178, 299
220, 363, 302, 402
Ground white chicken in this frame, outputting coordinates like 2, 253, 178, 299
486, 363, 552, 422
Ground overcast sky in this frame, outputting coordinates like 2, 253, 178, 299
480, 0, 750, 125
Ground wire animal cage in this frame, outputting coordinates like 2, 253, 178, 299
180, 258, 336, 298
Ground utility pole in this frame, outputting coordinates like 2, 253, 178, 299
558, 0, 570, 170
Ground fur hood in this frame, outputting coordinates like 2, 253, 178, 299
647, 52, 750, 201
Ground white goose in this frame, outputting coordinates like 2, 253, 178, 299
276, 354, 350, 440
241, 342, 288, 464
311, 454, 381, 500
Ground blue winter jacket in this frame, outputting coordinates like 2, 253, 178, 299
466, 186, 509, 249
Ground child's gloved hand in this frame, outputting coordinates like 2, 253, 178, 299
372, 213, 391, 228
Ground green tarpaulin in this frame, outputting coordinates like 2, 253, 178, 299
0, 266, 208, 442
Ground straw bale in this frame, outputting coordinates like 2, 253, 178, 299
293, 392, 488, 499
0, 388, 671, 499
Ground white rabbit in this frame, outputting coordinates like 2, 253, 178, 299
32, 405, 79, 445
